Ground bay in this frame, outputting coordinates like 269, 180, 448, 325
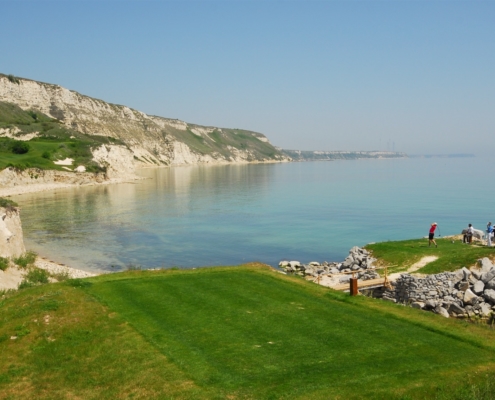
13, 156, 489, 273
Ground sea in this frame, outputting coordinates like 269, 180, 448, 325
11, 156, 489, 273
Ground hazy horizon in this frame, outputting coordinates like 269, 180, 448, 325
3, 1, 494, 156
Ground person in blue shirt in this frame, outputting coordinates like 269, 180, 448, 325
487, 222, 493, 247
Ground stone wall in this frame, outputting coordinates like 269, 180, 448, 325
376, 258, 495, 319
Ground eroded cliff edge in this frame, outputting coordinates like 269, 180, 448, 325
0, 205, 25, 258
0, 74, 290, 167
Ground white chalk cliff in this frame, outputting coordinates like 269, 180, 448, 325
0, 74, 289, 168
0, 206, 25, 258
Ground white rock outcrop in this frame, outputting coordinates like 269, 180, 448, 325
0, 75, 289, 167
0, 206, 25, 258
91, 144, 136, 179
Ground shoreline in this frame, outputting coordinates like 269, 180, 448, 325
0, 176, 144, 198
0, 162, 277, 198
0, 256, 99, 291
0, 157, 402, 198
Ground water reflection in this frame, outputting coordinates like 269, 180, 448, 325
13, 158, 490, 274
15, 163, 277, 272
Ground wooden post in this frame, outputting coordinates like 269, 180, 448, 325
350, 278, 358, 296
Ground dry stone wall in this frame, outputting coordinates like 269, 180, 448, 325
377, 258, 495, 319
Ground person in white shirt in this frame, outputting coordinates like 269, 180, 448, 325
463, 223, 474, 244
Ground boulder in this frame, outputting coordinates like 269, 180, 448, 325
349, 246, 360, 254
411, 302, 425, 309
483, 289, 495, 304
471, 269, 482, 280
424, 300, 437, 309
462, 267, 471, 280
289, 261, 301, 269
279, 261, 289, 268
309, 261, 320, 267
434, 305, 450, 318
448, 302, 465, 315
472, 228, 484, 240
339, 275, 351, 284
485, 278, 495, 291
473, 280, 485, 295
481, 268, 495, 284
463, 289, 478, 305
458, 281, 469, 291
479, 303, 492, 317
479, 257, 493, 272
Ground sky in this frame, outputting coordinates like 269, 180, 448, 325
2, 0, 494, 155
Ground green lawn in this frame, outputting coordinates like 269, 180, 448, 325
366, 237, 495, 274
2, 266, 495, 399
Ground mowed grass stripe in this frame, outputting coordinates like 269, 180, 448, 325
87, 267, 495, 398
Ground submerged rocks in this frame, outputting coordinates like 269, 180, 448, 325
279, 246, 379, 282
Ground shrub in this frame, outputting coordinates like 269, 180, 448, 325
11, 141, 30, 154
0, 257, 9, 271
6, 74, 20, 84
18, 268, 50, 290
50, 271, 70, 281
85, 163, 107, 174
41, 151, 51, 159
14, 251, 37, 268
27, 110, 38, 121
25, 268, 49, 284
0, 197, 18, 208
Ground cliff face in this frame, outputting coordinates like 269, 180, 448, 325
0, 74, 289, 166
0, 206, 25, 258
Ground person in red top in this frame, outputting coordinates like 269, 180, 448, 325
429, 223, 438, 247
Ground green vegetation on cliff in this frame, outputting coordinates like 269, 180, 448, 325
2, 265, 495, 399
0, 101, 120, 171
0, 74, 290, 165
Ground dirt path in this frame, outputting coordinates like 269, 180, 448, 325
388, 255, 438, 281
314, 255, 439, 289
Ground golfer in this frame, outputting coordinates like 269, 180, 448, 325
429, 223, 438, 248
487, 222, 493, 247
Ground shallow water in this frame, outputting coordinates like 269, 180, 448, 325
13, 156, 490, 273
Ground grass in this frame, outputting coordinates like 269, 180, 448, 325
0, 101, 122, 172
13, 251, 37, 269
366, 237, 495, 274
86, 267, 495, 399
0, 257, 9, 271
3, 265, 495, 398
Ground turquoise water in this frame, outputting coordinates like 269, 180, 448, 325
14, 157, 489, 273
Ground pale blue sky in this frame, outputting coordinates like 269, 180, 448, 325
2, 1, 494, 155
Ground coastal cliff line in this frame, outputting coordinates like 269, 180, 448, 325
0, 74, 289, 168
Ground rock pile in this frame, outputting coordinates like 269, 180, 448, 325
378, 257, 495, 318
279, 246, 380, 282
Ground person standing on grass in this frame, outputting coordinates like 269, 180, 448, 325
463, 223, 474, 244
487, 222, 493, 247
429, 222, 438, 248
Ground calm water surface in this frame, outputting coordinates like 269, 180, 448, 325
13, 157, 490, 273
